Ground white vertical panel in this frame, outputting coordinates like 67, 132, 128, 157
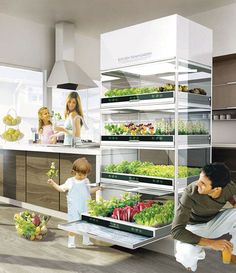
177, 15, 212, 66
101, 14, 212, 70
101, 15, 177, 71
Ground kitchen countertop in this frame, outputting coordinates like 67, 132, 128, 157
2, 142, 234, 151
212, 143, 236, 148
0, 143, 101, 155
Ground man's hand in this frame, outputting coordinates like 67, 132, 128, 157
199, 238, 233, 252
210, 240, 233, 251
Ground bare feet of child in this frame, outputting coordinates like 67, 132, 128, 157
68, 236, 76, 248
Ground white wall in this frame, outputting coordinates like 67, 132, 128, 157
75, 32, 100, 81
190, 3, 236, 144
1, 4, 236, 83
0, 13, 54, 73
0, 13, 100, 81
79, 3, 236, 78
190, 3, 236, 57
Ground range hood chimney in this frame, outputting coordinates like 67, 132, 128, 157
47, 22, 97, 90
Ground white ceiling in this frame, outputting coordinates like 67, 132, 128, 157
0, 0, 235, 37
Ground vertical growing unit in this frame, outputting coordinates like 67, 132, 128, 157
99, 15, 212, 247
58, 15, 212, 250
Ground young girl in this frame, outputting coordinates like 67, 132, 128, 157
38, 107, 56, 144
54, 92, 87, 146
47, 157, 100, 248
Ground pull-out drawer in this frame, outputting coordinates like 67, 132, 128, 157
58, 218, 171, 249
58, 220, 170, 249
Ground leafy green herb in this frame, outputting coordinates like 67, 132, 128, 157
133, 200, 174, 226
104, 161, 201, 178
104, 120, 208, 136
104, 84, 196, 98
46, 162, 58, 179
88, 192, 141, 217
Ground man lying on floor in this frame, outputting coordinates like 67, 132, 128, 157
171, 162, 236, 271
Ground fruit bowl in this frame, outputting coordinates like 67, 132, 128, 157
14, 211, 50, 241
1, 129, 24, 142
3, 114, 21, 126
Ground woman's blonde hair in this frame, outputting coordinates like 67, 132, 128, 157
38, 107, 52, 133
64, 92, 84, 125
72, 157, 91, 175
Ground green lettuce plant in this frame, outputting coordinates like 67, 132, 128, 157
104, 161, 201, 178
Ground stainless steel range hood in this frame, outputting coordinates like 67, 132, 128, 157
47, 22, 97, 90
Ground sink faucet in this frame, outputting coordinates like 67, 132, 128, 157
72, 136, 82, 147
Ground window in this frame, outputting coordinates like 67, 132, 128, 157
0, 65, 44, 141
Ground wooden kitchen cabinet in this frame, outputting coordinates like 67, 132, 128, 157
213, 84, 236, 109
212, 148, 236, 181
0, 150, 3, 196
213, 55, 236, 85
213, 55, 236, 109
0, 148, 98, 212
26, 152, 59, 210
2, 150, 26, 201
59, 154, 96, 212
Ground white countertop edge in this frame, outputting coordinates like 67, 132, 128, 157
212, 143, 236, 148
0, 143, 101, 155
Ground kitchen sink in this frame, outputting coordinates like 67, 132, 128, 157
45, 143, 69, 147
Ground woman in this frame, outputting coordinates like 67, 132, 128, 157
54, 92, 85, 146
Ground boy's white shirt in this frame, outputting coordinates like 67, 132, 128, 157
59, 177, 90, 192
